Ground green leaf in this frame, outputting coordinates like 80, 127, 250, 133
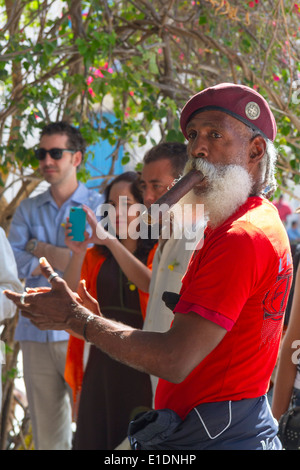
135, 162, 143, 171
166, 129, 185, 143
121, 155, 130, 165
199, 16, 207, 25
138, 134, 147, 146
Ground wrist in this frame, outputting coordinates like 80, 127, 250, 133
82, 314, 95, 342
67, 305, 96, 340
95, 226, 116, 246
25, 238, 39, 254
71, 250, 86, 260
104, 235, 117, 248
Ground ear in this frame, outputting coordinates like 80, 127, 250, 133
73, 151, 82, 168
248, 135, 266, 165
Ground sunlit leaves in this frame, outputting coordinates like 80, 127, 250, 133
0, 0, 300, 192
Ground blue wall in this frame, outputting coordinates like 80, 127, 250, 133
85, 113, 124, 190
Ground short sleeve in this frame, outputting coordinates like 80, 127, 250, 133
177, 224, 265, 325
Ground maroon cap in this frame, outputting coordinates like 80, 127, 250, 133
180, 83, 277, 141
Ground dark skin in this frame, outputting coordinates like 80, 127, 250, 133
6, 257, 226, 383
4, 111, 266, 384
185, 110, 266, 179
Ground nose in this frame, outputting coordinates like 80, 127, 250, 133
40, 152, 55, 165
142, 187, 156, 208
189, 134, 208, 160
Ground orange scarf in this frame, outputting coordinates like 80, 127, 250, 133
64, 244, 157, 405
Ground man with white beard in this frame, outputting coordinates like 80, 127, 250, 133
4, 83, 293, 450
175, 160, 254, 229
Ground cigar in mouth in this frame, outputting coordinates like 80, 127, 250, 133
142, 168, 205, 225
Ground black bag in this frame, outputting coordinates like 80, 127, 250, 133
278, 406, 300, 450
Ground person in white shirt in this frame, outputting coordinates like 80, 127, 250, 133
0, 227, 23, 406
93, 142, 205, 395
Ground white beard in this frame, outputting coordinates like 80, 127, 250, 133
173, 158, 254, 228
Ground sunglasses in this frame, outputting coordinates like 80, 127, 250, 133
34, 148, 77, 160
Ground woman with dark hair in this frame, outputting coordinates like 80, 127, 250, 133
63, 171, 157, 450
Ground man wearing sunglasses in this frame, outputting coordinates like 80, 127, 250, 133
8, 121, 104, 450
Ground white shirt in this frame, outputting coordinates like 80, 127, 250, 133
0, 227, 23, 405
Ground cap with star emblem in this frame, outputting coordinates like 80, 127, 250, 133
180, 83, 277, 142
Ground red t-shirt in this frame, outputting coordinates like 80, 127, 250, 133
155, 197, 293, 419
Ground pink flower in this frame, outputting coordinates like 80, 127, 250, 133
88, 87, 96, 97
94, 69, 104, 78
158, 48, 163, 54
273, 74, 280, 81
98, 63, 113, 74
249, 1, 255, 7
179, 52, 184, 61
129, 91, 134, 96
86, 76, 93, 85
